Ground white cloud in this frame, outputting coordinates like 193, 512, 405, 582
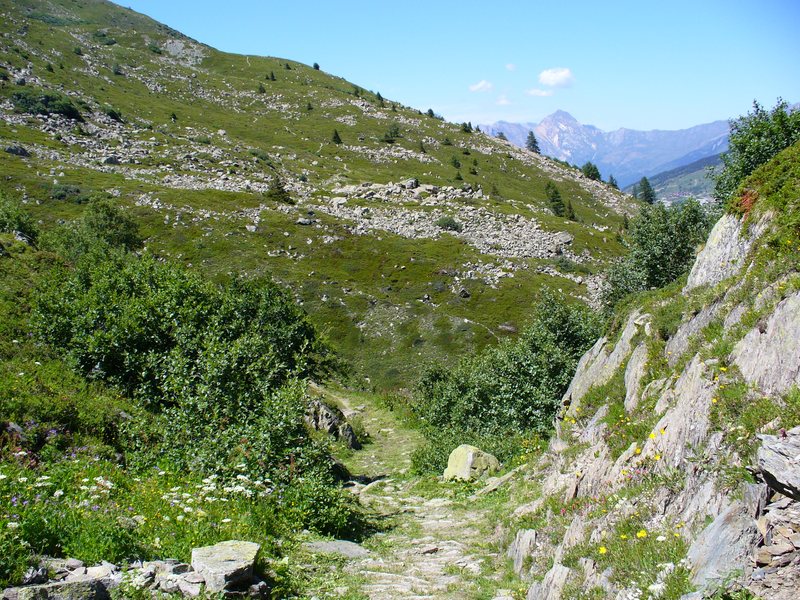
538, 67, 574, 88
469, 79, 493, 92
526, 88, 554, 97
505, 63, 516, 71
496, 94, 511, 106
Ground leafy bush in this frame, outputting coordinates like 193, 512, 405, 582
714, 99, 800, 202
0, 193, 38, 242
412, 292, 600, 471
601, 200, 710, 309
435, 216, 462, 233
11, 89, 83, 121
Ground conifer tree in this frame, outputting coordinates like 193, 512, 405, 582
269, 71, 276, 81
566, 199, 576, 220
496, 131, 508, 141
331, 129, 342, 144
639, 176, 656, 204
607, 174, 618, 189
545, 181, 565, 216
526, 131, 540, 153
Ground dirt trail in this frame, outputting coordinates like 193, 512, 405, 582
314, 387, 517, 599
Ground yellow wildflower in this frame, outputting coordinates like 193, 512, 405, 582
598, 546, 608, 555
636, 529, 647, 539
634, 447, 642, 455
649, 432, 656, 439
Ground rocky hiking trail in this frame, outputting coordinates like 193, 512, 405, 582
304, 387, 522, 600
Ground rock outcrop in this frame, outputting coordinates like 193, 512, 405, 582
684, 212, 771, 292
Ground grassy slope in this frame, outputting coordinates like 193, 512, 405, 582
0, 0, 636, 387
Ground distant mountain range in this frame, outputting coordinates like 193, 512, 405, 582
625, 153, 723, 203
480, 111, 730, 187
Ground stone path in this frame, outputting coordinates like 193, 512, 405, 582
347, 480, 494, 599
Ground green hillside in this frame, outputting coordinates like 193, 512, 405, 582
0, 0, 635, 387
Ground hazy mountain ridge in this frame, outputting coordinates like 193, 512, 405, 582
482, 111, 729, 187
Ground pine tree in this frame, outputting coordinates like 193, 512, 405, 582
526, 131, 540, 153
496, 131, 508, 141
269, 71, 276, 81
377, 92, 385, 107
331, 129, 342, 144
581, 162, 602, 181
639, 176, 656, 204
566, 199, 576, 221
257, 83, 266, 93
631, 184, 639, 200
313, 62, 320, 70
545, 181, 565, 217
607, 174, 618, 189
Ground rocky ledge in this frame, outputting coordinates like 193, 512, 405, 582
2, 540, 266, 600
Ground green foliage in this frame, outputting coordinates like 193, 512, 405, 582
545, 181, 565, 217
526, 131, 540, 153
602, 200, 710, 309
638, 176, 656, 204
0, 193, 38, 242
263, 178, 294, 204
313, 62, 320, 70
435, 215, 462, 232
102, 105, 123, 122
714, 99, 800, 202
10, 88, 83, 121
496, 131, 508, 141
332, 128, 342, 144
412, 291, 601, 470
581, 162, 601, 181
608, 174, 619, 189
382, 123, 401, 143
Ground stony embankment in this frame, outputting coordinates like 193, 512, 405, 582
501, 211, 800, 599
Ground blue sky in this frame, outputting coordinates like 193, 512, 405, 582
123, 0, 800, 131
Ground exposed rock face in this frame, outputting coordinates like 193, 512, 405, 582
507, 529, 537, 576
687, 502, 759, 588
190, 540, 260, 593
756, 426, 800, 501
443, 445, 500, 481
525, 563, 571, 600
684, 212, 771, 292
731, 292, 800, 396
623, 342, 648, 412
563, 310, 650, 413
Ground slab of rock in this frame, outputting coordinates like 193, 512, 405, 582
507, 529, 537, 575
12, 579, 107, 600
303, 540, 370, 558
305, 399, 361, 449
443, 445, 500, 481
684, 212, 771, 292
687, 502, 759, 589
563, 311, 649, 414
624, 342, 648, 412
756, 426, 800, 501
190, 540, 260, 593
731, 292, 800, 396
526, 563, 571, 600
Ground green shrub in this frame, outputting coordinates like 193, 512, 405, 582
714, 99, 800, 202
412, 291, 600, 471
0, 193, 38, 242
11, 89, 83, 121
435, 215, 462, 232
602, 200, 710, 309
